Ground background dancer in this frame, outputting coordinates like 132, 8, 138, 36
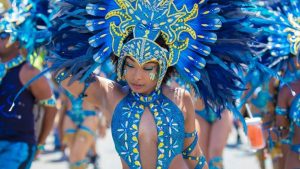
0, 0, 57, 168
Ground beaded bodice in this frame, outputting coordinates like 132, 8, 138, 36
111, 89, 185, 169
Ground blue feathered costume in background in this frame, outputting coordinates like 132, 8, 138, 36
243, 0, 300, 160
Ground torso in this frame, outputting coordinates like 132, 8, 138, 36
0, 62, 36, 144
64, 89, 97, 125
111, 86, 188, 169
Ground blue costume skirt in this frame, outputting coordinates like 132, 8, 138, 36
0, 141, 36, 169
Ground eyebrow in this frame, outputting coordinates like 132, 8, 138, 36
144, 62, 157, 66
126, 57, 135, 62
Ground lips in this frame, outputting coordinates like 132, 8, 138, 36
130, 83, 144, 90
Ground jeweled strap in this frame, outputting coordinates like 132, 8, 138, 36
184, 130, 197, 138
5, 55, 26, 69
275, 106, 288, 116
291, 144, 300, 154
183, 154, 206, 169
183, 131, 198, 155
39, 95, 56, 107
55, 70, 71, 84
208, 156, 223, 169
290, 144, 300, 160
183, 130, 206, 169
70, 158, 89, 169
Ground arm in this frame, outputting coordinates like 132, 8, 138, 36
27, 69, 57, 146
194, 97, 205, 111
182, 91, 208, 169
274, 86, 290, 139
57, 92, 68, 147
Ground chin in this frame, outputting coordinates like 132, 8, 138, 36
131, 87, 145, 94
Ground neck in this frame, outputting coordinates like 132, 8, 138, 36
1, 52, 20, 62
142, 88, 157, 95
143, 85, 161, 95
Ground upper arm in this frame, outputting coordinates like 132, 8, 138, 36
182, 90, 196, 133
21, 65, 57, 117
275, 86, 290, 129
23, 66, 53, 101
194, 97, 205, 111
277, 86, 289, 109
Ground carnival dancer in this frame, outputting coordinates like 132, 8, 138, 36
195, 99, 232, 169
276, 59, 300, 169
241, 68, 273, 169
48, 0, 258, 169
0, 0, 57, 168
244, 1, 300, 168
60, 86, 101, 169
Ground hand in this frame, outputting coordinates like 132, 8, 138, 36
34, 150, 41, 160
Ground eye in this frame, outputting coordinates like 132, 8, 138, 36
126, 63, 134, 68
144, 66, 154, 71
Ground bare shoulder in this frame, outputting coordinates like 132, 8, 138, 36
279, 84, 293, 99
94, 76, 127, 98
19, 63, 53, 100
20, 62, 41, 81
163, 85, 192, 103
277, 84, 294, 108
92, 76, 128, 112
163, 86, 193, 118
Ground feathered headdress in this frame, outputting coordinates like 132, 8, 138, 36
0, 0, 52, 58
241, 0, 300, 95
244, 0, 299, 68
49, 0, 257, 117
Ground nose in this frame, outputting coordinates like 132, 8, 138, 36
132, 68, 144, 81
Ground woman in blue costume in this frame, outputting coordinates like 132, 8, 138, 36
0, 0, 57, 168
166, 76, 232, 169
243, 68, 274, 169
47, 0, 257, 168
194, 99, 232, 169
244, 1, 300, 168
60, 85, 101, 169
276, 62, 300, 169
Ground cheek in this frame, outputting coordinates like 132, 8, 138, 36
124, 67, 138, 80
125, 68, 135, 75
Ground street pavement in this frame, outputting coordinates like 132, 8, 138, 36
32, 127, 272, 169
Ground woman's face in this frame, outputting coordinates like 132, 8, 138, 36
124, 56, 159, 94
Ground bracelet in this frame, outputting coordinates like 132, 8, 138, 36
275, 106, 287, 116
39, 95, 56, 107
37, 144, 45, 151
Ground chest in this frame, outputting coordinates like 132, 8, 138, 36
111, 95, 185, 167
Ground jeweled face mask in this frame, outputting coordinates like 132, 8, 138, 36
117, 38, 168, 89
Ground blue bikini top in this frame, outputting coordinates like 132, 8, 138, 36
64, 82, 89, 114
289, 94, 300, 127
250, 87, 271, 111
111, 89, 185, 169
